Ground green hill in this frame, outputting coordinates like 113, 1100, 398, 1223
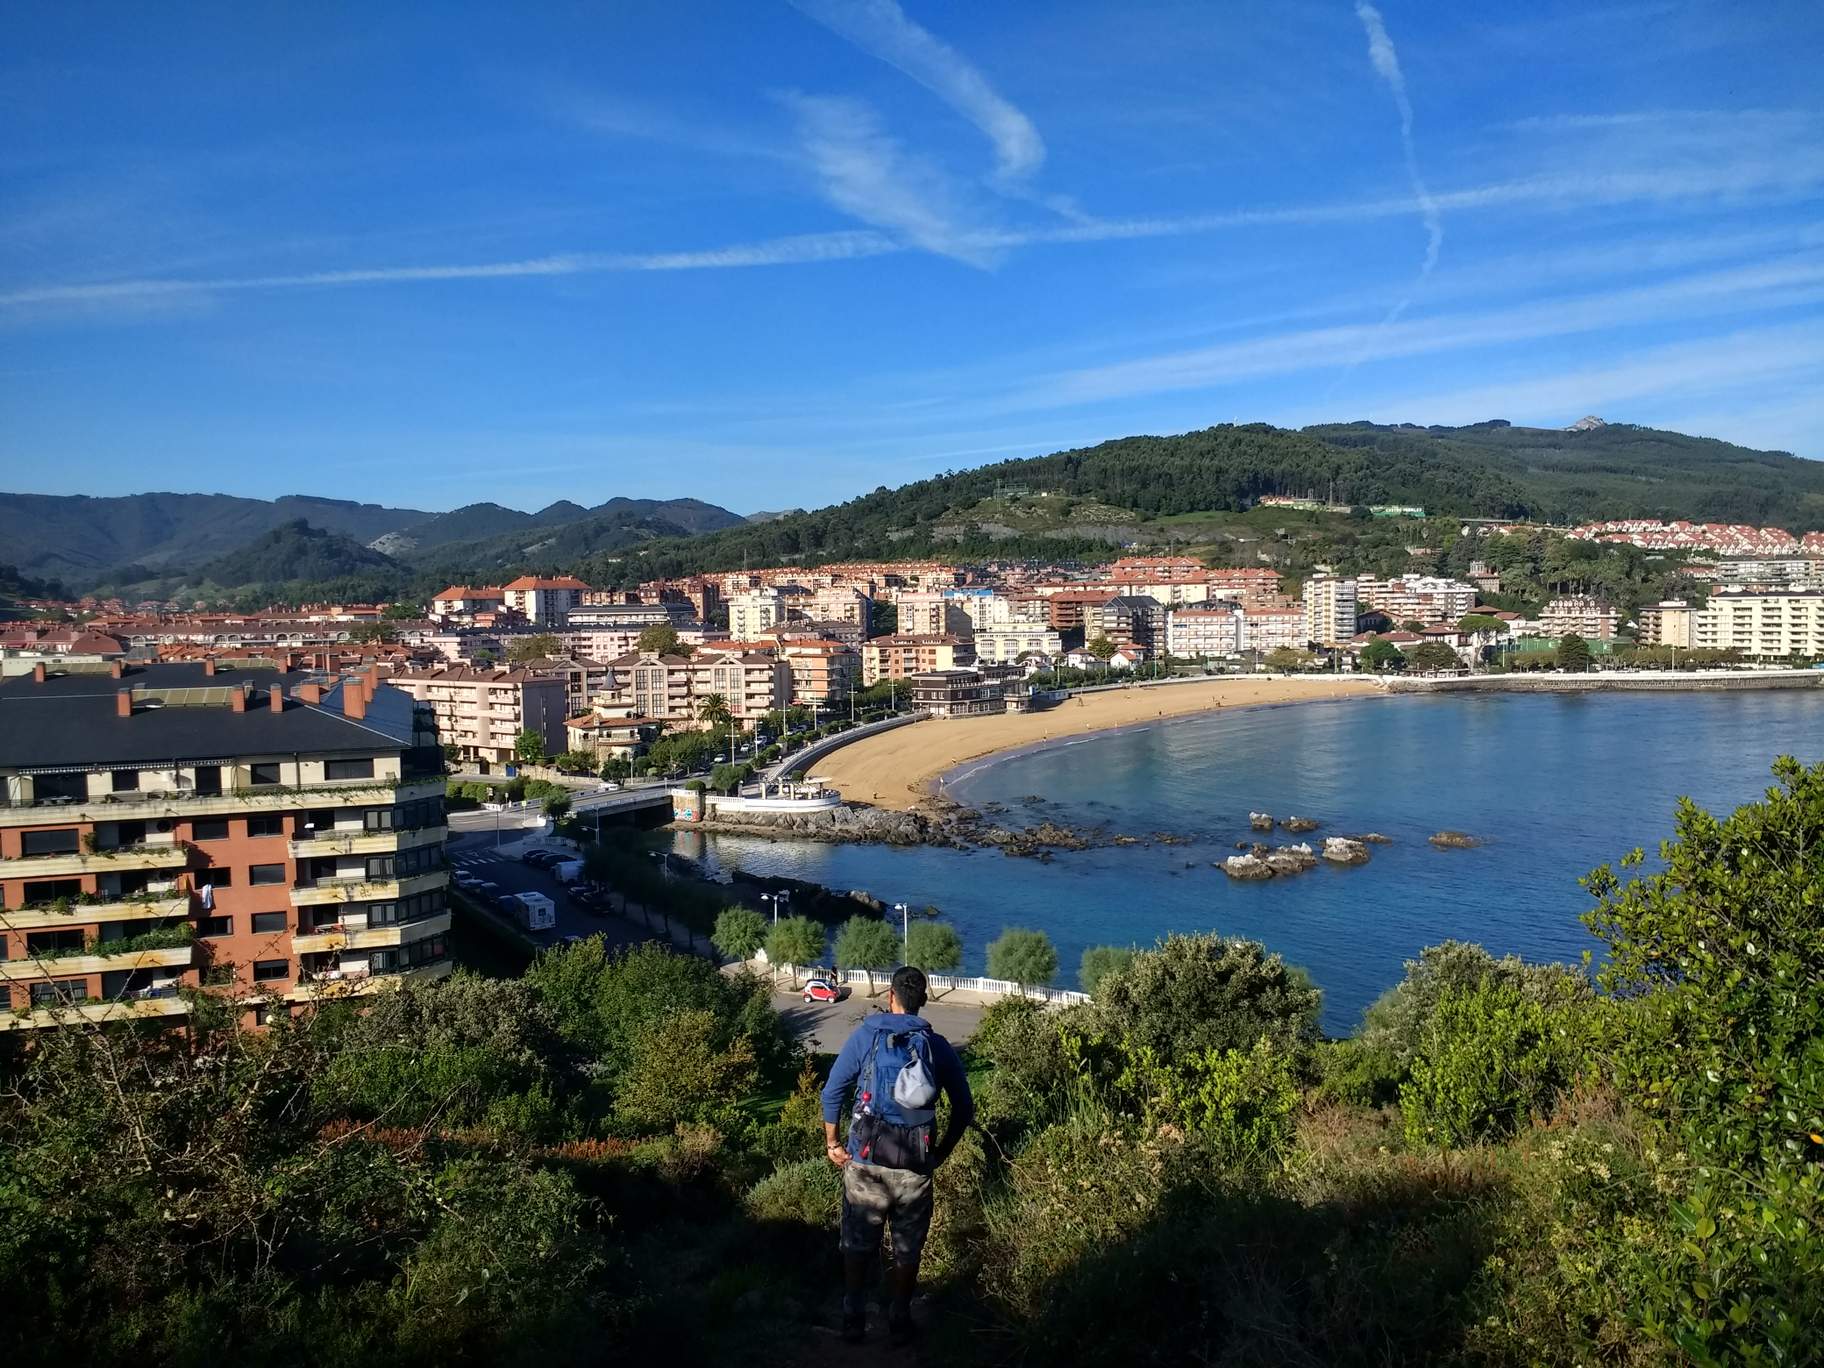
195, 520, 404, 590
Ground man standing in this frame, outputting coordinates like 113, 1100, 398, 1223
821, 965, 974, 1345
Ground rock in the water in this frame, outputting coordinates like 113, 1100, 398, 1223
1429, 830, 1480, 849
1248, 811, 1275, 832
1223, 853, 1275, 880
1265, 843, 1319, 874
1352, 832, 1393, 844
1322, 837, 1371, 865
1281, 815, 1321, 833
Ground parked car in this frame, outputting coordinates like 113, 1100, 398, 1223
521, 849, 559, 867
453, 872, 482, 890
597, 781, 622, 792
802, 978, 841, 1003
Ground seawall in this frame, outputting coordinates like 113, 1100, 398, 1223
1386, 669, 1824, 695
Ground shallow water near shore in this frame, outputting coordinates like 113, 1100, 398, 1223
676, 691, 1824, 1034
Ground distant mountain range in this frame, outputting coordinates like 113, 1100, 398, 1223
0, 490, 747, 592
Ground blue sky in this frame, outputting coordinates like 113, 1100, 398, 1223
3, 1, 1822, 515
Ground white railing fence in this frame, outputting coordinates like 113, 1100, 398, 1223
755, 954, 1090, 1005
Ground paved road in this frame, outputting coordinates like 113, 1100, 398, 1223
766, 978, 985, 1051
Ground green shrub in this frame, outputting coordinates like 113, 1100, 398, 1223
1117, 1036, 1302, 1165
1077, 944, 1135, 997
1313, 1037, 1405, 1109
745, 1158, 841, 1227
1399, 980, 1585, 1148
1360, 939, 1590, 1064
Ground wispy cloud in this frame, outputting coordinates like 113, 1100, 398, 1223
775, 92, 1002, 267
1353, 2, 1441, 294
789, 0, 1044, 183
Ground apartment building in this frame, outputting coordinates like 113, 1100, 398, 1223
1243, 608, 1307, 653
1104, 555, 1207, 583
1204, 567, 1283, 599
1042, 590, 1117, 632
1302, 575, 1358, 647
0, 661, 450, 1031
568, 601, 688, 631
500, 575, 589, 626
697, 639, 858, 705
802, 587, 872, 635
597, 650, 792, 725
894, 591, 973, 638
386, 667, 568, 770
1690, 588, 1824, 659
430, 585, 506, 621
1087, 595, 1166, 657
861, 634, 974, 685
727, 589, 786, 640
908, 668, 1026, 718
972, 622, 1064, 665
1165, 603, 1244, 658
1637, 600, 1694, 648
637, 577, 723, 623
1540, 596, 1621, 641
1354, 575, 1476, 626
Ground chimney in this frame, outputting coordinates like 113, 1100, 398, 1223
203, 659, 217, 677
231, 684, 247, 713
116, 688, 132, 718
109, 659, 123, 679
31, 663, 45, 683
298, 682, 323, 705
269, 683, 284, 713
344, 684, 367, 721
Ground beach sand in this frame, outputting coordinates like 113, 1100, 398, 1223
811, 676, 1384, 811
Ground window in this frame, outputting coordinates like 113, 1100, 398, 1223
366, 855, 395, 880
27, 930, 85, 956
366, 903, 397, 925
252, 959, 289, 982
249, 864, 286, 886
362, 806, 396, 831
325, 758, 375, 781
23, 879, 81, 906
249, 762, 282, 787
199, 868, 233, 888
250, 911, 287, 933
193, 765, 222, 796
30, 980, 81, 1007
191, 818, 230, 841
21, 828, 80, 856
110, 768, 140, 792
32, 772, 86, 803
249, 1003, 270, 1027
196, 915, 231, 937
246, 814, 285, 838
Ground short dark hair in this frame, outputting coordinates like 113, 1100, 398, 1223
890, 965, 928, 1013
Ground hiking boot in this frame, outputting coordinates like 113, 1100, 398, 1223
841, 1308, 867, 1344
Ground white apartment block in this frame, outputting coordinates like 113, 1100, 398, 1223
895, 591, 971, 637
728, 589, 785, 640
1540, 596, 1621, 641
1355, 575, 1476, 626
387, 668, 568, 769
1301, 576, 1358, 647
598, 650, 791, 725
1166, 604, 1243, 657
1636, 601, 1693, 648
972, 623, 1064, 664
803, 587, 872, 632
1691, 589, 1824, 659
1243, 609, 1307, 653
500, 576, 588, 626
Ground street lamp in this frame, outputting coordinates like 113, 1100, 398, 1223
761, 889, 791, 925
893, 901, 909, 955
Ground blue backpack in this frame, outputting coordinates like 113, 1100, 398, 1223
852, 1024, 940, 1170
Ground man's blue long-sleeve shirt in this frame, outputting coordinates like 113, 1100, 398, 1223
820, 1011, 974, 1165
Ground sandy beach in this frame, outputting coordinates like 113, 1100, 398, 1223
810, 676, 1384, 811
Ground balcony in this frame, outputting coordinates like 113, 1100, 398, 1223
286, 824, 446, 859
0, 839, 190, 881
289, 869, 448, 907
0, 777, 445, 828
1, 990, 190, 1031
292, 909, 452, 954
0, 940, 194, 981
1, 892, 191, 931
286, 957, 452, 1001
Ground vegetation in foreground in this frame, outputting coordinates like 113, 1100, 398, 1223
1, 761, 1819, 1365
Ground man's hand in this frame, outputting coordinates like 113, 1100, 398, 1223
825, 1141, 851, 1168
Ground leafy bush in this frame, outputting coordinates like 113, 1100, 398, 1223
1399, 980, 1585, 1148
904, 920, 964, 974
1116, 1037, 1302, 1165
615, 1008, 756, 1131
745, 1157, 841, 1228
986, 927, 1058, 990
711, 905, 766, 961
1077, 944, 1135, 997
1360, 939, 1590, 1064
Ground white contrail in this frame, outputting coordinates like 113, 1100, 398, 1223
1354, 2, 1442, 293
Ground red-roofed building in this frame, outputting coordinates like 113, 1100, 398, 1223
501, 576, 590, 626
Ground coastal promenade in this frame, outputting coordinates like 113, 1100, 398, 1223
1387, 668, 1824, 694
812, 674, 1381, 811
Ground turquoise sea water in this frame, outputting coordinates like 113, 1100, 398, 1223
675, 691, 1824, 1034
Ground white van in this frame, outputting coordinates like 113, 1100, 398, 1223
511, 891, 556, 931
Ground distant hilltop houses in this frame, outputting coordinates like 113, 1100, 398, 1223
1255, 495, 1426, 517
1568, 520, 1824, 556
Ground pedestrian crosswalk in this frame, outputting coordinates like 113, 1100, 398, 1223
450, 851, 503, 869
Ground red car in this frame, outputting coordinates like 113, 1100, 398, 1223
802, 978, 841, 1003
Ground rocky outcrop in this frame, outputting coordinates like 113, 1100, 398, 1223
1265, 843, 1319, 874
1248, 811, 1276, 832
1429, 830, 1480, 849
1280, 816, 1321, 833
972, 820, 1093, 856
1350, 832, 1393, 844
690, 804, 946, 846
1222, 853, 1275, 880
1322, 837, 1371, 865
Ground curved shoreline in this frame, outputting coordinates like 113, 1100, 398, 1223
811, 676, 1383, 811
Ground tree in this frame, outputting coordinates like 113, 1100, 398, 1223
833, 916, 901, 996
1401, 619, 1427, 633
903, 921, 963, 978
765, 916, 827, 988
697, 692, 732, 733
1263, 646, 1312, 672
1556, 632, 1591, 672
554, 749, 597, 774
1406, 640, 1462, 673
1078, 944, 1136, 996
514, 729, 548, 767
987, 928, 1058, 995
1359, 638, 1405, 672
1456, 613, 1507, 636
348, 621, 398, 644
507, 633, 561, 664
1085, 634, 1117, 662
381, 600, 425, 620
712, 906, 767, 962
637, 623, 689, 656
